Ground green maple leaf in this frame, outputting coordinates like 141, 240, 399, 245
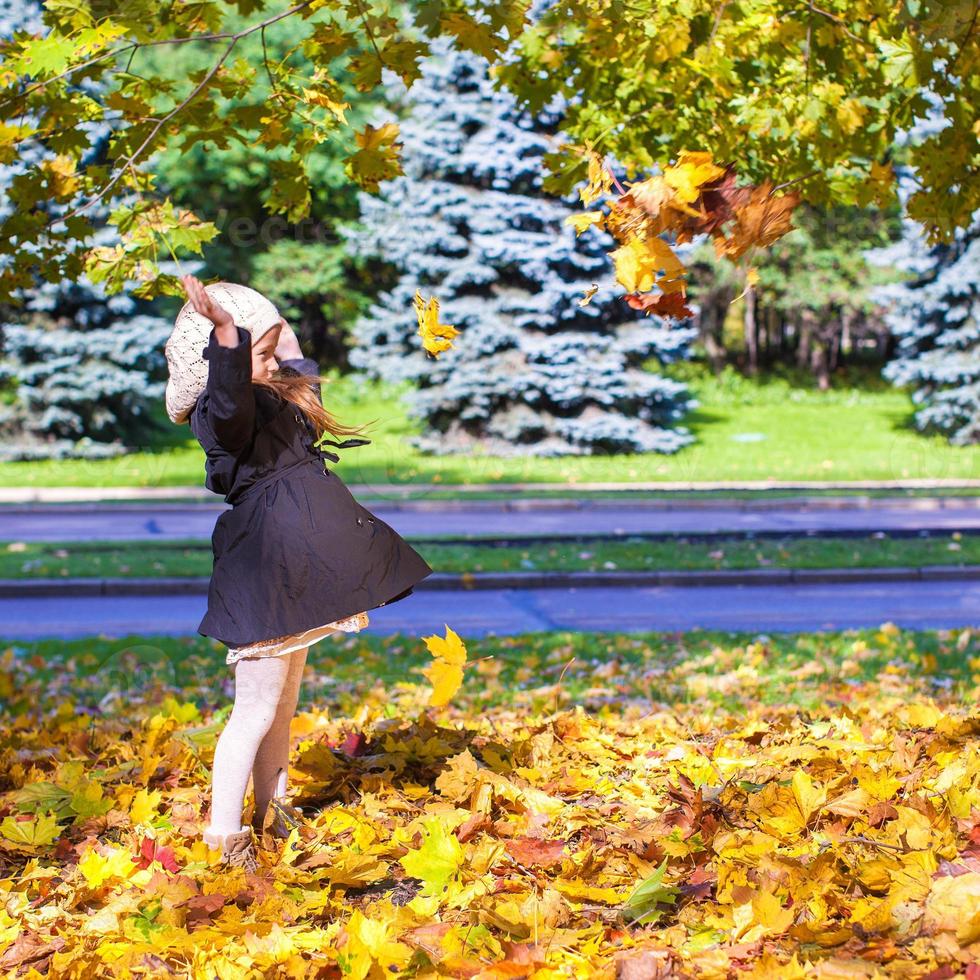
398, 814, 464, 899
621, 858, 681, 926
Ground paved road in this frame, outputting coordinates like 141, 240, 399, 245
2, 579, 977, 642
1, 497, 979, 542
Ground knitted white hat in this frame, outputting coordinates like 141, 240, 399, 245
164, 281, 282, 425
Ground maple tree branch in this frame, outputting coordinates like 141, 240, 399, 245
804, 3, 879, 49
258, 24, 323, 133
351, 0, 386, 67
52, 4, 323, 229
772, 169, 820, 193
27, 3, 318, 232
56, 48, 240, 226
0, 1, 314, 112
706, 1, 730, 47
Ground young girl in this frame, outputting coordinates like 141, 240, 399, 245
164, 275, 433, 871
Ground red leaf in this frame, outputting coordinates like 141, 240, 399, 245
340, 731, 368, 757
504, 837, 566, 868
136, 837, 180, 873
624, 291, 694, 320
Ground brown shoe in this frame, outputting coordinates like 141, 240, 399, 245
202, 825, 259, 872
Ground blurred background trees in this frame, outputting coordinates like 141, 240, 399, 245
343, 42, 696, 457
0, 0, 171, 461
1, 0, 977, 461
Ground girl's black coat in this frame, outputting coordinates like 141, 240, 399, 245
188, 324, 433, 647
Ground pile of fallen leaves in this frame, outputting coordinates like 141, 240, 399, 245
0, 625, 978, 978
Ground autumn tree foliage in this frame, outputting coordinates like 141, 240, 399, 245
497, 0, 979, 244
0, 0, 172, 460
344, 42, 696, 457
0, 1, 975, 306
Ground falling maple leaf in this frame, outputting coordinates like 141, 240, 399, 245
413, 289, 460, 357
716, 180, 803, 260
421, 624, 468, 706
579, 147, 614, 205
663, 150, 726, 204
624, 290, 694, 320
565, 149, 802, 326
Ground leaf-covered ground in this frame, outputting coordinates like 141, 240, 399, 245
1, 626, 978, 978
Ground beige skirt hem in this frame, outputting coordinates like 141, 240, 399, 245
225, 610, 370, 665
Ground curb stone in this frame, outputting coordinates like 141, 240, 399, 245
1, 494, 980, 514
2, 565, 979, 597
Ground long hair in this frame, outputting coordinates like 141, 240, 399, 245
253, 368, 375, 445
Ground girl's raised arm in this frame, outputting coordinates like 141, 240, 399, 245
182, 274, 256, 455
202, 323, 256, 455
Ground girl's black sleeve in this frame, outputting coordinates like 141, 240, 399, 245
202, 324, 255, 455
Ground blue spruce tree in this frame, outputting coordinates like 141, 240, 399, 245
0, 0, 174, 460
344, 41, 695, 457
867, 107, 980, 445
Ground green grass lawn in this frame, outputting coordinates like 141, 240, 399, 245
2, 626, 976, 718
1, 363, 978, 488
2, 532, 975, 578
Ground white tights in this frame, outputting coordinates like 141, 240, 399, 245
206, 645, 309, 836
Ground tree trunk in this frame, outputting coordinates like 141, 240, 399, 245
812, 341, 831, 390
695, 285, 734, 374
796, 312, 812, 370
743, 283, 758, 375
764, 304, 778, 367
840, 309, 852, 363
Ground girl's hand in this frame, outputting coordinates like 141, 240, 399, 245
181, 274, 236, 339
274, 317, 304, 362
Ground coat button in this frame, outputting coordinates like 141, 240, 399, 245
356, 517, 363, 526
294, 413, 301, 422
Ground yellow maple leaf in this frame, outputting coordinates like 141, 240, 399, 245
129, 786, 162, 826
422, 624, 467, 706
77, 845, 138, 890
41, 154, 79, 200
301, 87, 349, 124
341, 909, 413, 979
611, 236, 686, 294
580, 149, 614, 206
791, 770, 826, 824
625, 175, 675, 217
663, 150, 725, 204
855, 764, 904, 801
925, 872, 980, 944
414, 290, 460, 357
344, 121, 403, 192
565, 211, 605, 235
733, 889, 794, 942
0, 811, 62, 850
